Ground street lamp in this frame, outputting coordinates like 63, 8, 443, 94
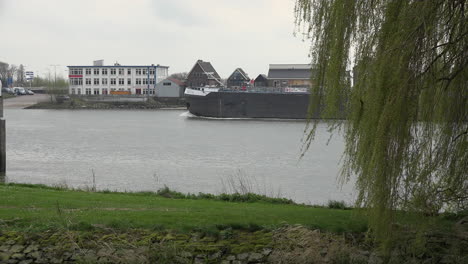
0, 78, 5, 178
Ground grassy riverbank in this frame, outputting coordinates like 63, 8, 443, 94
2, 94, 17, 100
0, 183, 466, 263
0, 183, 366, 233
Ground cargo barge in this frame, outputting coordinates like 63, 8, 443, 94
184, 87, 321, 119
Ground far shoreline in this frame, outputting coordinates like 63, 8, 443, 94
22, 96, 188, 110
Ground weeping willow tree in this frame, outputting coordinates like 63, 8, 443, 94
295, 0, 467, 244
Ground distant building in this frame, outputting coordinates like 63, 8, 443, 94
186, 60, 222, 87
267, 64, 313, 88
67, 61, 169, 95
226, 68, 250, 89
254, 74, 268, 87
155, 78, 186, 98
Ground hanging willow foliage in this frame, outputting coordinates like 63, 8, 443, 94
295, 0, 467, 243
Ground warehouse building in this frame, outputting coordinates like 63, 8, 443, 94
155, 78, 186, 98
67, 61, 169, 96
267, 64, 313, 88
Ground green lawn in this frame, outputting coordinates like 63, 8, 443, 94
0, 184, 367, 233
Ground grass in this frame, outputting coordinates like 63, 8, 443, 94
2, 93, 17, 99
1, 183, 465, 263
0, 183, 367, 233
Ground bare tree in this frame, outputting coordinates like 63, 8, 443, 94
7, 65, 17, 86
169, 72, 188, 81
17, 64, 25, 86
0, 61, 9, 86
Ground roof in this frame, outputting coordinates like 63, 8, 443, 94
255, 74, 268, 81
67, 65, 169, 68
167, 77, 186, 86
267, 64, 313, 79
269, 64, 312, 70
227, 68, 249, 81
188, 60, 221, 79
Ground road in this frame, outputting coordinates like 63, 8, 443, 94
3, 94, 50, 109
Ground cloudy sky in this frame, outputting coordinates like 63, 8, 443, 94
0, 0, 311, 79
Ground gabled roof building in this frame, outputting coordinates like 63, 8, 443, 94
186, 60, 222, 88
155, 77, 186, 98
254, 74, 268, 87
226, 68, 250, 88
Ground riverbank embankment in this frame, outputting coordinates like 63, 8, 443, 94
24, 97, 187, 110
0, 183, 466, 263
3, 94, 50, 109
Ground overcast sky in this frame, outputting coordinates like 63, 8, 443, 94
0, 0, 311, 79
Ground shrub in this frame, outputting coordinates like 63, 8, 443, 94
327, 200, 348, 210
155, 186, 294, 205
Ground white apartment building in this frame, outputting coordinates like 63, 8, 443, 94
67, 62, 169, 96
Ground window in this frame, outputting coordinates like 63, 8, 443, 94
102, 88, 108, 95
85, 78, 91, 85
127, 69, 131, 75
102, 78, 108, 85
93, 89, 99, 95
143, 78, 147, 85
71, 88, 75, 94
110, 78, 116, 85
136, 78, 141, 85
85, 88, 91, 95
149, 69, 155, 75
85, 68, 91, 75
94, 78, 99, 85
70, 68, 83, 75
102, 69, 108, 75
136, 69, 142, 75
94, 69, 99, 75
70, 78, 82, 85
119, 78, 124, 85
77, 88, 81, 95
143, 88, 155, 95
127, 78, 131, 85
142, 69, 147, 75
118, 68, 124, 75
163, 82, 171, 86
149, 78, 155, 85
110, 69, 116, 75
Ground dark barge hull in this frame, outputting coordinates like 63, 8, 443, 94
185, 91, 320, 119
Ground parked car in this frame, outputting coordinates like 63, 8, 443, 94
1, 87, 15, 95
26, 89, 34, 95
13, 87, 27, 95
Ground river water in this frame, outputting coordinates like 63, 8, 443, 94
4, 109, 354, 204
